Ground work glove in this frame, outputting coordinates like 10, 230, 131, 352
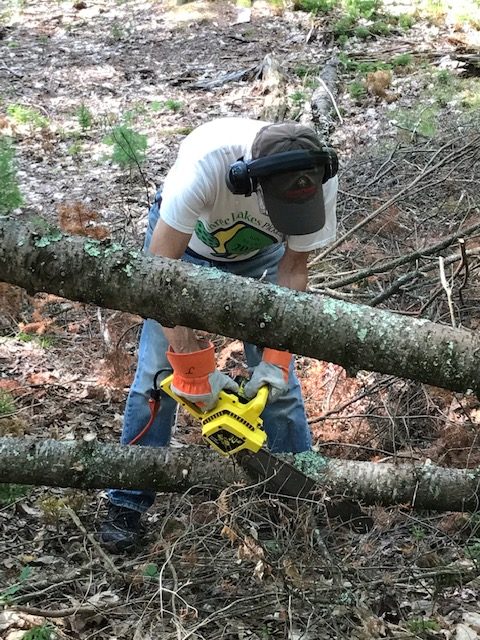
166, 342, 239, 411
243, 348, 292, 403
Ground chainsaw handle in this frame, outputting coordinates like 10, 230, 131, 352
215, 384, 269, 413
159, 374, 206, 419
160, 374, 270, 419
246, 385, 269, 413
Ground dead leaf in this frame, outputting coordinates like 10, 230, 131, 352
282, 558, 303, 587
0, 610, 45, 636
216, 340, 243, 370
0, 380, 23, 394
221, 524, 239, 544
366, 70, 396, 102
253, 559, 268, 581
464, 613, 480, 631
26, 371, 59, 385
237, 536, 264, 562
86, 590, 120, 607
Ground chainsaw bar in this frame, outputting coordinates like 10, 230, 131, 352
236, 448, 316, 498
236, 448, 373, 532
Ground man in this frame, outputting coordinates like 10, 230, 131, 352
100, 117, 338, 551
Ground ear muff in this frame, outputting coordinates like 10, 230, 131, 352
225, 158, 258, 197
321, 147, 339, 183
225, 148, 338, 196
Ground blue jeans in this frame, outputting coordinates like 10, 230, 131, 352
108, 194, 312, 512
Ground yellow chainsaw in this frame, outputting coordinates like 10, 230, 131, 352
158, 374, 372, 530
159, 374, 269, 457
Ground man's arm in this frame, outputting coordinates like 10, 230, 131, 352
277, 245, 310, 292
149, 219, 207, 353
243, 246, 309, 400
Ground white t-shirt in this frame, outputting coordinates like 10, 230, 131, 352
160, 118, 338, 262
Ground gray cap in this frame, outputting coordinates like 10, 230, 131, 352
252, 122, 326, 235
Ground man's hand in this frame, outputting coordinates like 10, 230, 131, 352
166, 343, 239, 411
277, 247, 309, 292
244, 248, 305, 403
243, 348, 292, 403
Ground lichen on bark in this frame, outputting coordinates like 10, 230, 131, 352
293, 451, 328, 478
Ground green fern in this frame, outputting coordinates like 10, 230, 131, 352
104, 125, 147, 169
23, 624, 56, 640
77, 103, 93, 131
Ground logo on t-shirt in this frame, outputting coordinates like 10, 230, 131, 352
195, 220, 277, 259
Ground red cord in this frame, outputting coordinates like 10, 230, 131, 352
128, 398, 160, 445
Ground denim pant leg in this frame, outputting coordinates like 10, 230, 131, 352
108, 195, 173, 511
221, 246, 312, 454
107, 319, 177, 512
108, 194, 215, 512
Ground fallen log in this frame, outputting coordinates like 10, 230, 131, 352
258, 53, 288, 122
1, 217, 480, 395
188, 63, 260, 90
0, 437, 242, 491
311, 57, 341, 138
1, 437, 480, 512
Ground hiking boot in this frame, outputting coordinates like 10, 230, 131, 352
99, 503, 143, 553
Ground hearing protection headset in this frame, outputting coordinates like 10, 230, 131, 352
225, 148, 338, 197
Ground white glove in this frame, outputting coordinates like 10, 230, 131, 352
243, 348, 292, 403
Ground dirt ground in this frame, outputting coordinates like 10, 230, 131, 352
1, 0, 480, 638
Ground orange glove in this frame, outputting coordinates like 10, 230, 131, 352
243, 348, 291, 403
166, 342, 239, 411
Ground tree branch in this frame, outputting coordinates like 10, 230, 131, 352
2, 437, 480, 512
2, 217, 480, 395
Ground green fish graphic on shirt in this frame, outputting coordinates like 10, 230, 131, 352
194, 220, 277, 259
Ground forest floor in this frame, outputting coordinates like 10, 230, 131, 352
1, 0, 480, 638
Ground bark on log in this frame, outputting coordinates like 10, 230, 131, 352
2, 437, 480, 512
258, 53, 288, 122
189, 64, 260, 90
0, 437, 244, 491
1, 216, 480, 395
311, 57, 340, 139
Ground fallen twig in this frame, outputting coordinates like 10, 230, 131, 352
309, 135, 480, 267
10, 568, 92, 604
0, 59, 24, 78
417, 249, 472, 317
438, 257, 456, 327
316, 76, 343, 124
188, 64, 260, 90
308, 375, 397, 424
10, 605, 97, 618
458, 238, 469, 306
370, 271, 421, 307
310, 219, 480, 289
65, 506, 122, 579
